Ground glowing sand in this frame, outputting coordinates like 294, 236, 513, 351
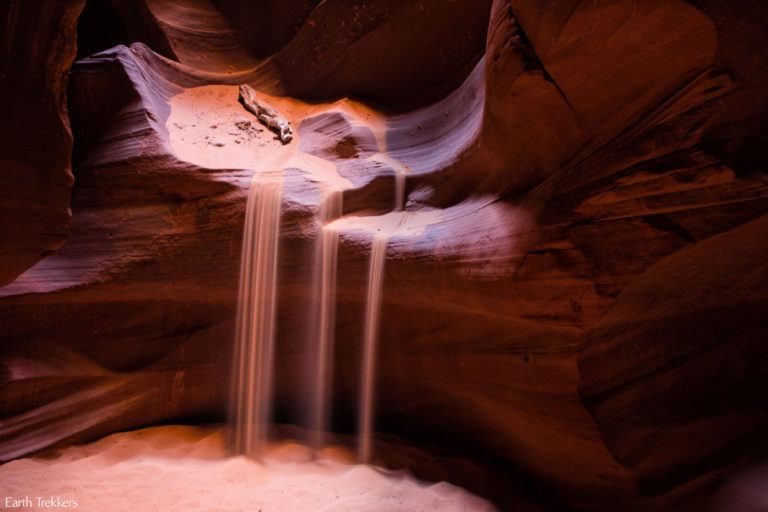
231, 176, 283, 456
310, 190, 343, 450
358, 236, 388, 463
0, 426, 498, 512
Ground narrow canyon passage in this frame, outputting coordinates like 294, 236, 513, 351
1, 0, 768, 511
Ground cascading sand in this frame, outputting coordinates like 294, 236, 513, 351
358, 235, 388, 462
230, 175, 283, 456
310, 190, 343, 450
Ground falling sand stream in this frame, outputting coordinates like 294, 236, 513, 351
231, 176, 283, 456
357, 235, 388, 462
310, 189, 343, 450
206, 81, 417, 461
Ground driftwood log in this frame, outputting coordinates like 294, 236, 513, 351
238, 84, 293, 144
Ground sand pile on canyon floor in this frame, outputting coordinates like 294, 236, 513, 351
0, 425, 496, 512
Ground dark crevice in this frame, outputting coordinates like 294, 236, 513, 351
506, 1, 573, 110
643, 215, 696, 243
76, 0, 129, 60
212, 0, 322, 59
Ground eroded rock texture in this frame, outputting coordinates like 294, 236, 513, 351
1, 0, 768, 510
0, 0, 84, 285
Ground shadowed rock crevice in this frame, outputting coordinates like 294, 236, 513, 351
76, 0, 129, 59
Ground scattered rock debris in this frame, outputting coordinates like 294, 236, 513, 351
235, 120, 252, 131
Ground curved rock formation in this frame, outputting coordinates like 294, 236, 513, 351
109, 0, 492, 109
0, 0, 84, 285
1, 0, 768, 510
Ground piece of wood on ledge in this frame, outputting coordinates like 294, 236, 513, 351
238, 84, 294, 145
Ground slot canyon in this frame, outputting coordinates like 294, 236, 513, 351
1, 0, 768, 510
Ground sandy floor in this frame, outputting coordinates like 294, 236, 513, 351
0, 426, 497, 512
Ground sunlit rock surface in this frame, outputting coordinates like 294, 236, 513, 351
1, 0, 768, 510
